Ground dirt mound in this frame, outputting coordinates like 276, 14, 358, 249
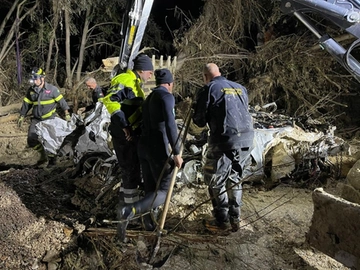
0, 180, 73, 269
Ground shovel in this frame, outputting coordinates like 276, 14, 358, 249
149, 109, 193, 263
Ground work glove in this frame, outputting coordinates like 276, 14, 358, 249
17, 115, 24, 128
65, 114, 71, 122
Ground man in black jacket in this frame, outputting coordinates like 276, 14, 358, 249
193, 63, 254, 232
117, 68, 183, 241
85, 78, 105, 102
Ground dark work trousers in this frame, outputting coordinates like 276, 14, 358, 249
27, 118, 42, 148
112, 130, 142, 204
203, 146, 252, 223
133, 139, 174, 215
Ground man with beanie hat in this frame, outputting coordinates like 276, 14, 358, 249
132, 54, 154, 71
102, 53, 154, 209
117, 68, 183, 241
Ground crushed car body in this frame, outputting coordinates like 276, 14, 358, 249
35, 102, 349, 185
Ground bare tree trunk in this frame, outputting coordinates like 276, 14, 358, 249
0, 0, 20, 37
45, 1, 61, 74
0, 0, 38, 65
76, 8, 91, 83
72, 7, 91, 113
53, 36, 60, 86
64, 8, 72, 88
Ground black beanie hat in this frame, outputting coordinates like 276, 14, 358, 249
133, 54, 154, 71
155, 69, 173, 85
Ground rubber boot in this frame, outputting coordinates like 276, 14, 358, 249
203, 218, 231, 232
117, 205, 135, 242
36, 145, 48, 166
229, 215, 241, 232
229, 204, 241, 232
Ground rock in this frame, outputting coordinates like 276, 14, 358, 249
271, 143, 295, 181
328, 155, 357, 178
346, 159, 360, 190
341, 183, 360, 204
307, 188, 360, 269
42, 249, 61, 263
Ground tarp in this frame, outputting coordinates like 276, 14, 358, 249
36, 117, 76, 155
36, 102, 112, 160
73, 103, 112, 163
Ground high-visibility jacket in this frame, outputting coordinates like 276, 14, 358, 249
20, 82, 70, 120
102, 69, 145, 130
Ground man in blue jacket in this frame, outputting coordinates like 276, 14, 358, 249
193, 63, 254, 232
117, 68, 183, 241
85, 77, 105, 104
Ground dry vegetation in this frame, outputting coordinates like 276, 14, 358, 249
1, 0, 359, 133
173, 0, 359, 134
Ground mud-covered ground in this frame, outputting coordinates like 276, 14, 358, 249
0, 118, 351, 270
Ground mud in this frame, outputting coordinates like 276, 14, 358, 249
0, 119, 351, 270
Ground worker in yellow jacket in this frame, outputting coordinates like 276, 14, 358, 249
103, 54, 153, 206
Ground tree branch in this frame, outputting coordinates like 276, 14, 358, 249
0, 0, 20, 37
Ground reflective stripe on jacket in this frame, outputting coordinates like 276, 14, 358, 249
102, 69, 145, 129
20, 82, 70, 120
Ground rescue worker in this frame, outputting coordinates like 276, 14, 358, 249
102, 53, 153, 206
117, 68, 183, 241
79, 77, 105, 113
85, 77, 105, 105
17, 67, 71, 167
193, 63, 254, 232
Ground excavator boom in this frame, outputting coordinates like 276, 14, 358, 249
117, 0, 154, 72
281, 0, 360, 81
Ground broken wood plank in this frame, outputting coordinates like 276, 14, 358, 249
0, 133, 27, 138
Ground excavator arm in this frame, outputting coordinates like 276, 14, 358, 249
114, 0, 154, 76
281, 0, 360, 81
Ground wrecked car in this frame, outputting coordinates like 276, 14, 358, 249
36, 101, 349, 189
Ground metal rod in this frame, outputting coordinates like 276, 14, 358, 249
294, 11, 322, 38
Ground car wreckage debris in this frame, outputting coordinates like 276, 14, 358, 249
34, 101, 349, 206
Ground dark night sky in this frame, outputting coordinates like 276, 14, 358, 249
151, 0, 203, 35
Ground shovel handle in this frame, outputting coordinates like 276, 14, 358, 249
157, 165, 180, 231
